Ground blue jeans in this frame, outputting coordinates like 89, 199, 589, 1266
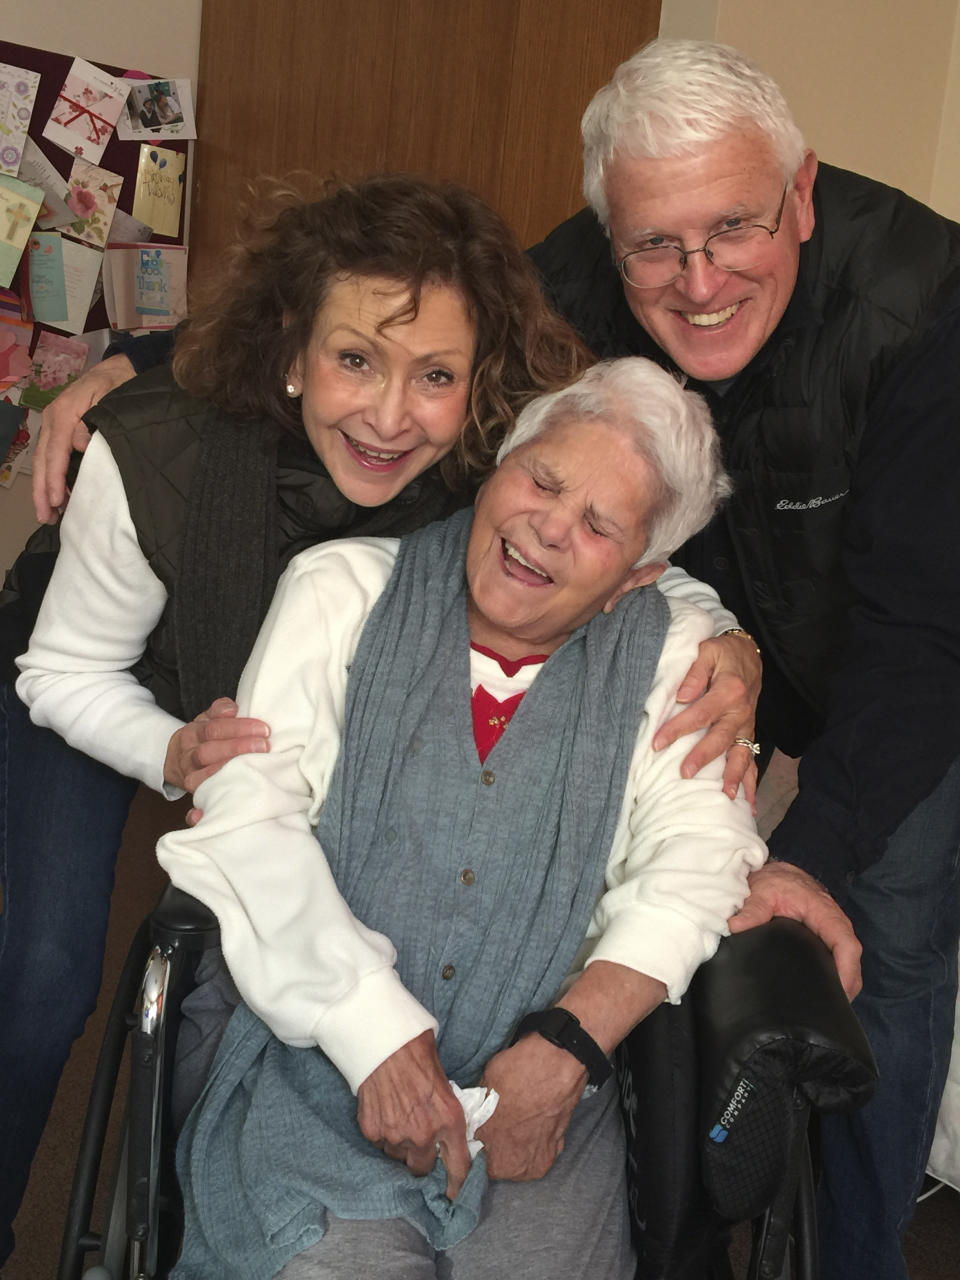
817, 756, 960, 1280
0, 682, 137, 1265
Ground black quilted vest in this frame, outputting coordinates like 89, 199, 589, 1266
0, 365, 464, 715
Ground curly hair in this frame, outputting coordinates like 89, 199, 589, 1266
173, 174, 591, 490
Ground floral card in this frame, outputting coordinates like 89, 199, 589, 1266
0, 174, 43, 289
18, 138, 74, 231
18, 330, 89, 410
0, 63, 40, 176
43, 57, 128, 164
58, 158, 122, 247
117, 78, 197, 142
132, 144, 185, 238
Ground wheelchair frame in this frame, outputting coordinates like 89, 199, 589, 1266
58, 894, 875, 1280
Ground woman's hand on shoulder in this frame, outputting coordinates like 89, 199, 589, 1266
164, 697, 271, 805
652, 629, 762, 804
33, 354, 137, 523
356, 1029, 471, 1200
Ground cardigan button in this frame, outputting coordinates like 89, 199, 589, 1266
460, 868, 476, 886
441, 964, 456, 980
480, 769, 495, 786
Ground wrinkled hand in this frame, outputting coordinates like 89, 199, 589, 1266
357, 1030, 471, 1199
164, 697, 270, 805
477, 1035, 585, 1181
728, 860, 863, 998
653, 632, 762, 805
33, 354, 137, 523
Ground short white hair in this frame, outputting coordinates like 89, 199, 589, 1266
497, 358, 731, 566
582, 38, 806, 230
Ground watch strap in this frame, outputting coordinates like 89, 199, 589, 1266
511, 1007, 612, 1090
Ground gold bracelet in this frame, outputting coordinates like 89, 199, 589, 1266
718, 627, 762, 657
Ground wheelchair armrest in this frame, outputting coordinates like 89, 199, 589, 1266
692, 917, 878, 1221
150, 883, 221, 951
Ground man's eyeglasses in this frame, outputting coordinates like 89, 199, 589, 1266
617, 185, 789, 289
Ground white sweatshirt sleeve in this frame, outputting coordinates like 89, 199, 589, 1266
155, 539, 439, 1093
15, 431, 185, 793
656, 563, 740, 634
573, 595, 768, 1001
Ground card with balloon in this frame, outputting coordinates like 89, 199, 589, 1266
132, 143, 185, 238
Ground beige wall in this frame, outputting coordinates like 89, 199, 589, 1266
660, 0, 960, 220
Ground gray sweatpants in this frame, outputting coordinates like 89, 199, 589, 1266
274, 1082, 635, 1280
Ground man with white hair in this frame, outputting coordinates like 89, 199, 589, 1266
528, 37, 960, 1280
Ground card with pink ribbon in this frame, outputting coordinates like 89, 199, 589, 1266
42, 57, 128, 164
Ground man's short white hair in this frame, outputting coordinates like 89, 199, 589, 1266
497, 358, 731, 567
582, 38, 807, 230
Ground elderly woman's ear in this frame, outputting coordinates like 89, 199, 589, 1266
602, 561, 667, 614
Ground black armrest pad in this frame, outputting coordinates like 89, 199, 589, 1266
692, 919, 878, 1220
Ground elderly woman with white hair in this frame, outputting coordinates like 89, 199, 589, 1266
157, 356, 768, 1280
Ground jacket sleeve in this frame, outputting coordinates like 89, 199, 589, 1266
768, 294, 960, 895
576, 597, 768, 1000
105, 329, 176, 373
14, 432, 184, 792
155, 541, 439, 1093
656, 564, 739, 634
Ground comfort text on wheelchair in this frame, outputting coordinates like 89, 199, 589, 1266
708, 1076, 756, 1144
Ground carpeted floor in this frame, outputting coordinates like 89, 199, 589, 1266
6, 783, 960, 1279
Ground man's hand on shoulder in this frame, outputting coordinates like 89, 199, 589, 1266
33, 354, 137, 523
728, 860, 863, 998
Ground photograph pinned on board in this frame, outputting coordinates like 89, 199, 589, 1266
118, 78, 197, 142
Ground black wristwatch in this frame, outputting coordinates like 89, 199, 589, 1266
511, 1008, 612, 1095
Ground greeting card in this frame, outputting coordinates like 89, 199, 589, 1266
0, 175, 43, 289
0, 63, 40, 176
43, 58, 128, 164
58, 158, 122, 247
0, 309, 33, 390
109, 207, 153, 243
18, 330, 89, 410
26, 231, 68, 323
118, 79, 197, 142
132, 145, 185, 238
102, 242, 187, 329
25, 231, 102, 335
18, 138, 74, 230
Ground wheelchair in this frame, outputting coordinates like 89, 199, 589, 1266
58, 887, 877, 1280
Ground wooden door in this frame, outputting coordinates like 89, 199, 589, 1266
190, 0, 660, 276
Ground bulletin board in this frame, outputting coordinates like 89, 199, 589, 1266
0, 39, 192, 484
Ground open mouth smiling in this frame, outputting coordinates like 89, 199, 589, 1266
680, 301, 741, 327
502, 538, 553, 584
343, 432, 412, 465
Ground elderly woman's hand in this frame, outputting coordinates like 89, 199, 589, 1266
652, 629, 762, 804
164, 697, 271, 807
357, 1029, 471, 1199
476, 1035, 586, 1181
32, 354, 137, 523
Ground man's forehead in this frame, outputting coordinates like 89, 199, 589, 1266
605, 132, 782, 220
